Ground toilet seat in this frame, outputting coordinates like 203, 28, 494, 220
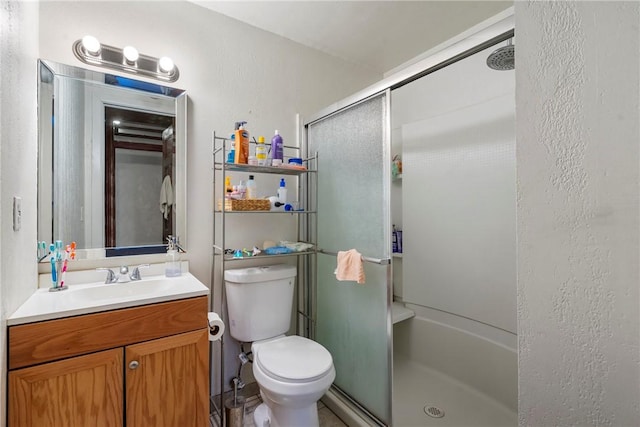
255, 336, 333, 383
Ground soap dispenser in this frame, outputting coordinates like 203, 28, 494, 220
165, 236, 181, 277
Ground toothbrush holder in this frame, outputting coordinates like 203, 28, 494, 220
49, 259, 68, 292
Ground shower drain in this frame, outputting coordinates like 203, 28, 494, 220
424, 405, 445, 418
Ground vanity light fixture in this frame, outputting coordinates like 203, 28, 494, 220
81, 35, 101, 56
72, 36, 179, 83
158, 56, 175, 73
122, 46, 139, 65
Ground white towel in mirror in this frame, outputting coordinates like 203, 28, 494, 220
160, 175, 174, 219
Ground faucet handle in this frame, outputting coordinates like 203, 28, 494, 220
96, 267, 117, 284
130, 264, 150, 281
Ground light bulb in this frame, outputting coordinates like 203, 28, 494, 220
123, 46, 139, 64
158, 56, 174, 73
81, 35, 101, 56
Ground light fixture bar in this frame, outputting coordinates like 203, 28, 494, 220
72, 38, 179, 83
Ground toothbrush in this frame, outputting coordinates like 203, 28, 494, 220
50, 256, 57, 287
55, 240, 63, 260
59, 246, 70, 288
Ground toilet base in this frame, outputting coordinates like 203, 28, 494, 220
253, 403, 270, 427
253, 400, 320, 427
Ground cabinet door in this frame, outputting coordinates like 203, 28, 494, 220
125, 329, 209, 427
8, 348, 123, 427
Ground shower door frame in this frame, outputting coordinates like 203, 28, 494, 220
304, 90, 394, 426
300, 9, 515, 427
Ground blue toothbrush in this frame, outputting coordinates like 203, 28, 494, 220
50, 256, 57, 286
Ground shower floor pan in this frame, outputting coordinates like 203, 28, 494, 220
393, 355, 516, 427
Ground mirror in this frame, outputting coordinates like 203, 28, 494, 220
37, 59, 187, 259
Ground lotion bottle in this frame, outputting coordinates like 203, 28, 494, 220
234, 121, 249, 164
271, 130, 283, 164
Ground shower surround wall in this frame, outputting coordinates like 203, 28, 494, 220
393, 42, 516, 411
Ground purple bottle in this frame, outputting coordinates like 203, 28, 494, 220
271, 130, 283, 164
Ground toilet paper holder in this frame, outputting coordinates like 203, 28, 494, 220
208, 312, 225, 341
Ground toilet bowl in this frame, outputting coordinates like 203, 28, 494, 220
224, 265, 336, 427
251, 335, 336, 427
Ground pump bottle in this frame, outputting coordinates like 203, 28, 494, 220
234, 121, 250, 164
165, 236, 181, 277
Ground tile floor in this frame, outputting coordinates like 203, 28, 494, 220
210, 384, 346, 427
212, 356, 516, 427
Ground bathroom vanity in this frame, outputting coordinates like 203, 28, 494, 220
7, 272, 209, 427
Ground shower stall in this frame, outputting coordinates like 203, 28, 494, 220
302, 10, 515, 427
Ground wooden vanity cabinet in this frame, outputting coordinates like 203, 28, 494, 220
9, 348, 124, 427
8, 296, 209, 427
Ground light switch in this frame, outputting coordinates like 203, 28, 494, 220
13, 196, 21, 231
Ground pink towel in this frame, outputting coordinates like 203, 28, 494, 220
334, 249, 366, 284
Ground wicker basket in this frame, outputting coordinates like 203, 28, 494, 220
218, 198, 271, 211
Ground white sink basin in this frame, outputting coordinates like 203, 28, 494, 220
8, 272, 209, 325
66, 277, 178, 303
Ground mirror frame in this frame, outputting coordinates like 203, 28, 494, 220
37, 59, 187, 260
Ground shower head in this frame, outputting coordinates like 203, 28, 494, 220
487, 39, 514, 71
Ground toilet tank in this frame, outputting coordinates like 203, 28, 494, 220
224, 264, 297, 342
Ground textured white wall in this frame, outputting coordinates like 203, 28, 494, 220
0, 0, 40, 422
516, 2, 640, 425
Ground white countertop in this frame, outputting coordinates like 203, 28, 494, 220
8, 271, 209, 326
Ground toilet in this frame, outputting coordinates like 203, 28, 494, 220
224, 264, 336, 427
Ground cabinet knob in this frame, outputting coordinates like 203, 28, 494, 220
129, 360, 140, 370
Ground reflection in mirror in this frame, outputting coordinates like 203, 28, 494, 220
37, 59, 187, 260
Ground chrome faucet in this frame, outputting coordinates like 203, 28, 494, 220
96, 264, 150, 284
96, 267, 118, 284
130, 264, 150, 281
118, 266, 131, 283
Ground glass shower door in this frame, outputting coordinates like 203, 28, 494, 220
307, 92, 392, 425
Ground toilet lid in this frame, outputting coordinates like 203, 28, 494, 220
256, 336, 333, 382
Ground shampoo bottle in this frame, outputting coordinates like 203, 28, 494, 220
234, 121, 250, 164
271, 130, 283, 165
277, 178, 287, 204
392, 224, 398, 253
256, 136, 268, 166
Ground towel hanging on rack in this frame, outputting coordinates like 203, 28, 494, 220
334, 249, 366, 284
